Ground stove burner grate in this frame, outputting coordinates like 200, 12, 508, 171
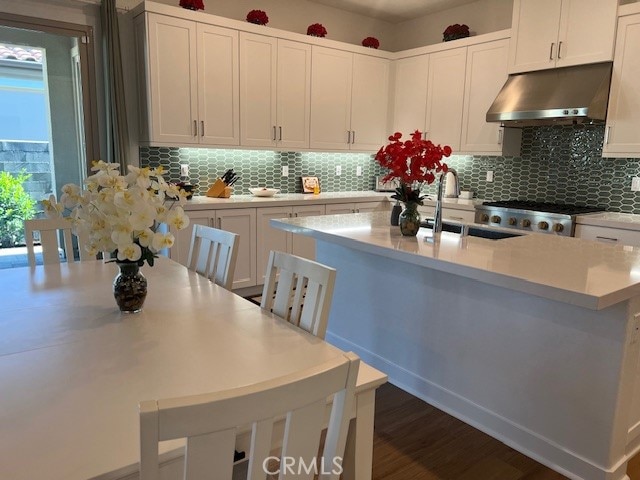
481, 200, 603, 215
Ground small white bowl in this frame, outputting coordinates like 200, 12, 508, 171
249, 187, 280, 197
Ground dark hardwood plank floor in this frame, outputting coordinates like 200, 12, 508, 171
373, 383, 639, 479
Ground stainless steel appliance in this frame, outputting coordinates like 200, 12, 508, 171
475, 201, 604, 237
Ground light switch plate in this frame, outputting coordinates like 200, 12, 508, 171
282, 165, 289, 177
356, 166, 362, 176
180, 164, 189, 177
486, 171, 494, 182
632, 177, 640, 192
336, 165, 342, 176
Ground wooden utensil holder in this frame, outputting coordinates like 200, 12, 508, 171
206, 179, 232, 198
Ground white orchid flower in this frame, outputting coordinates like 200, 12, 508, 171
126, 165, 153, 189
137, 228, 155, 247
151, 232, 174, 252
91, 160, 120, 172
42, 195, 64, 218
59, 184, 82, 209
117, 242, 142, 262
166, 207, 190, 231
129, 204, 156, 231
111, 219, 134, 246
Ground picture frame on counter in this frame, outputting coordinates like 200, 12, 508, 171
302, 176, 320, 194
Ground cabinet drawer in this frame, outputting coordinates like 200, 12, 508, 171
575, 224, 640, 247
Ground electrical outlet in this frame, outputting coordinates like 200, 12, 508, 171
282, 165, 289, 177
486, 170, 494, 182
356, 166, 362, 177
180, 164, 189, 177
336, 165, 342, 176
632, 177, 640, 192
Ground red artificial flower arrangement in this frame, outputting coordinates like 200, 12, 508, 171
179, 0, 204, 11
443, 23, 470, 42
307, 23, 327, 37
246, 9, 269, 25
375, 130, 451, 204
362, 37, 380, 49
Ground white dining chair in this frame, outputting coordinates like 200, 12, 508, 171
261, 250, 337, 340
186, 224, 239, 290
24, 217, 90, 267
139, 352, 360, 480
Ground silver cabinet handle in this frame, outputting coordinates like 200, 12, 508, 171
347, 130, 351, 144
557, 41, 563, 59
193, 120, 197, 136
294, 212, 298, 217
273, 126, 277, 141
604, 125, 612, 144
200, 120, 205, 137
351, 130, 355, 144
217, 218, 222, 229
279, 126, 282, 141
549, 42, 555, 60
596, 236, 618, 243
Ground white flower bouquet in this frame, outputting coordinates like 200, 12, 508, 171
42, 161, 190, 266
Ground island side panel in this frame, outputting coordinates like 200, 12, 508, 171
317, 240, 639, 480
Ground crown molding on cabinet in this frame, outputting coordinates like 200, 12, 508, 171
391, 29, 512, 60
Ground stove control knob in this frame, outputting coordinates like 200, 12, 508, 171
508, 217, 517, 226
490, 215, 501, 224
480, 213, 489, 222
538, 221, 549, 230
521, 219, 532, 228
553, 223, 564, 233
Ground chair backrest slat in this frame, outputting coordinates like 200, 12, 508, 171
139, 353, 360, 480
261, 251, 337, 339
187, 225, 239, 290
24, 218, 90, 267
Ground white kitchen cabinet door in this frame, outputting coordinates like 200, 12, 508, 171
603, 13, 640, 158
508, 0, 617, 73
310, 46, 353, 150
291, 205, 325, 260
355, 201, 389, 213
240, 33, 277, 147
508, 0, 561, 73
325, 203, 357, 215
256, 206, 292, 284
146, 13, 198, 145
350, 54, 390, 150
171, 210, 215, 267
216, 208, 257, 289
425, 47, 467, 152
391, 55, 429, 136
555, 0, 617, 68
277, 39, 312, 149
442, 207, 476, 223
460, 39, 509, 154
197, 24, 239, 146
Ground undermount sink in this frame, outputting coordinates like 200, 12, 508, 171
420, 219, 523, 240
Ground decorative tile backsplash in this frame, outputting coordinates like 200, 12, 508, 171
139, 125, 640, 213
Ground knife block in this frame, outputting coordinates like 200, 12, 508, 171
206, 178, 232, 198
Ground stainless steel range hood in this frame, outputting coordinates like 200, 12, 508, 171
486, 62, 612, 126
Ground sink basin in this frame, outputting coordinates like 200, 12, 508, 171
420, 219, 523, 240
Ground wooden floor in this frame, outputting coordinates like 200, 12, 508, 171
372, 383, 640, 480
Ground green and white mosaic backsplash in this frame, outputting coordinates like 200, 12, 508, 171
139, 125, 640, 213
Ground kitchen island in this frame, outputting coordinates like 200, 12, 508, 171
271, 212, 640, 480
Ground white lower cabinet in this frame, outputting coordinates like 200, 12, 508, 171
256, 205, 325, 284
575, 224, 640, 247
418, 205, 477, 223
325, 201, 389, 215
172, 208, 256, 289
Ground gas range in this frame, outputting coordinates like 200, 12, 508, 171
474, 200, 604, 236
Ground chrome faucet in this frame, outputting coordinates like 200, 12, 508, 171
432, 173, 445, 235
443, 168, 460, 198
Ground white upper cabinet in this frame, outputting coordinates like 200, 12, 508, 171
240, 33, 311, 149
310, 46, 389, 151
138, 13, 239, 146
391, 55, 429, 136
350, 54, 390, 150
508, 0, 617, 74
460, 39, 510, 154
603, 13, 640, 158
425, 47, 467, 151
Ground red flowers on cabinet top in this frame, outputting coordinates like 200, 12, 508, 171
307, 23, 327, 37
179, 0, 204, 10
375, 131, 451, 203
246, 10, 269, 25
362, 37, 380, 49
443, 23, 470, 41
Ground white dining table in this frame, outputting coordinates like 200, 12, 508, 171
0, 257, 386, 480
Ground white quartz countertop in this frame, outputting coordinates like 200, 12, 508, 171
271, 211, 640, 310
183, 191, 484, 211
576, 211, 640, 231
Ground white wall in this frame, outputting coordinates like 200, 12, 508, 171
390, 0, 513, 51
122, 0, 396, 50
